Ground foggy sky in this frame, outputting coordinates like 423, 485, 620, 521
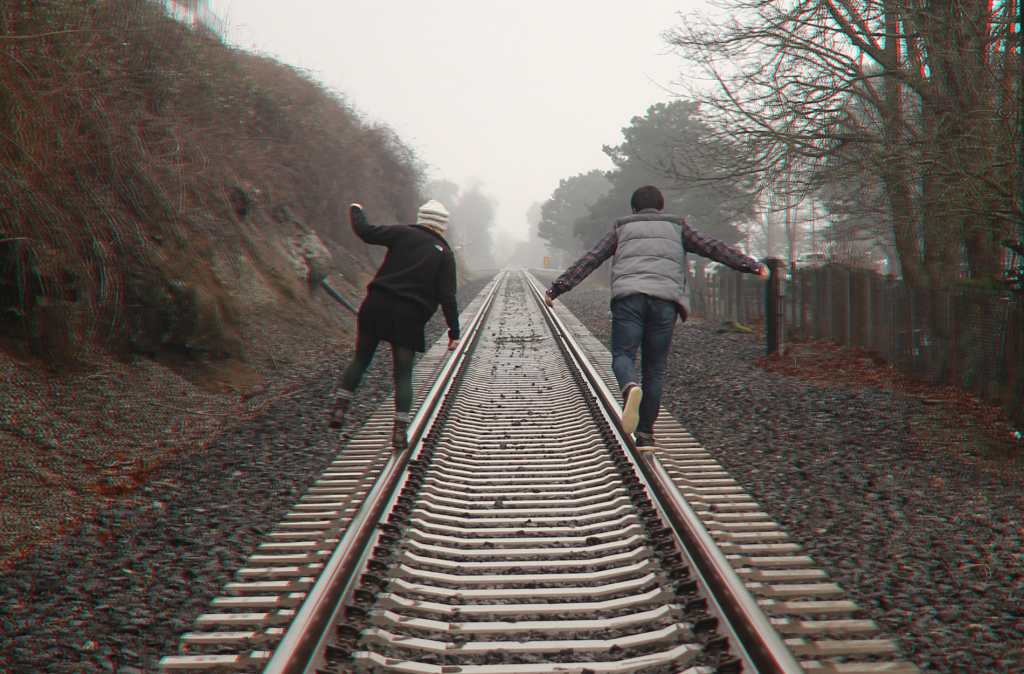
209, 1, 709, 244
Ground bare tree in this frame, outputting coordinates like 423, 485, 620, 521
664, 0, 1021, 285
743, 197, 788, 260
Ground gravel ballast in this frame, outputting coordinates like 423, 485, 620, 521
534, 271, 1024, 674
0, 275, 494, 674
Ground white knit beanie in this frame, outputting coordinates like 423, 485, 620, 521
417, 200, 450, 233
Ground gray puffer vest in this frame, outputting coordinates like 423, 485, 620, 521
611, 211, 689, 319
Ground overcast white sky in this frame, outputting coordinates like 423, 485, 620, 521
208, 1, 708, 241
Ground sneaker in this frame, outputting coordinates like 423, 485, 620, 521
328, 398, 351, 429
392, 419, 409, 451
621, 385, 643, 435
635, 435, 657, 453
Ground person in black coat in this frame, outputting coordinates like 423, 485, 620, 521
328, 200, 460, 450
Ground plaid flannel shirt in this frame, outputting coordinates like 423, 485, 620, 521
547, 215, 763, 299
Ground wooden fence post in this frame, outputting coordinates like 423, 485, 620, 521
793, 270, 800, 337
766, 258, 781, 355
947, 290, 955, 382
845, 269, 852, 346
866, 272, 872, 353
813, 269, 820, 339
823, 264, 831, 342
908, 287, 916, 376
718, 273, 723, 320
727, 272, 734, 322
736, 271, 745, 326
794, 268, 802, 335
888, 279, 895, 363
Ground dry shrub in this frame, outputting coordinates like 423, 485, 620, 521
0, 0, 425, 368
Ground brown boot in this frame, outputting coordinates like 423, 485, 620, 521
328, 398, 351, 429
391, 419, 409, 451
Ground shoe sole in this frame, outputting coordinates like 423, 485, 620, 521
622, 387, 642, 435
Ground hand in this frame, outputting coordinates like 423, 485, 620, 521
447, 338, 460, 351
544, 292, 555, 308
758, 264, 771, 282
350, 203, 363, 212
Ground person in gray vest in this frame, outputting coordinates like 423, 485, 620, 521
545, 185, 769, 450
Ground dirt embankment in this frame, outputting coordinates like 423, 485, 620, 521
0, 1, 438, 566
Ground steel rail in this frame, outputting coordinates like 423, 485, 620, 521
524, 272, 805, 674
260, 271, 507, 674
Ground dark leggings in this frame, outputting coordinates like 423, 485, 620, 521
340, 331, 415, 415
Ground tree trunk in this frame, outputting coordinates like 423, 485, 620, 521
919, 157, 963, 286
917, 0, 1005, 282
963, 217, 1005, 279
880, 3, 925, 285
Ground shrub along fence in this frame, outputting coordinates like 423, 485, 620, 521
688, 264, 1024, 430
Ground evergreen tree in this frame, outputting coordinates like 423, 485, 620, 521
574, 101, 754, 252
538, 170, 611, 256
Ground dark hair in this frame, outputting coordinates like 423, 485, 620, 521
630, 185, 664, 212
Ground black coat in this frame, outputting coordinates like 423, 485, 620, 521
351, 207, 460, 340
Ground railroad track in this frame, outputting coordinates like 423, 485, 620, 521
158, 271, 919, 674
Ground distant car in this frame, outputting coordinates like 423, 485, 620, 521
795, 253, 827, 268
863, 251, 889, 274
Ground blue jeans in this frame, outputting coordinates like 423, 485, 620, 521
610, 294, 677, 437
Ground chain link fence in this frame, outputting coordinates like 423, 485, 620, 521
688, 264, 1024, 430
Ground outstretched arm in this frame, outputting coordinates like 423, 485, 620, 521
350, 204, 401, 247
545, 229, 618, 305
680, 220, 767, 277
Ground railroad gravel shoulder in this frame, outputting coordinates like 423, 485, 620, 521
0, 274, 494, 674
537, 272, 1024, 674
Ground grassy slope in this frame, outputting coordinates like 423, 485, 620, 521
0, 0, 425, 565
0, 0, 424, 363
